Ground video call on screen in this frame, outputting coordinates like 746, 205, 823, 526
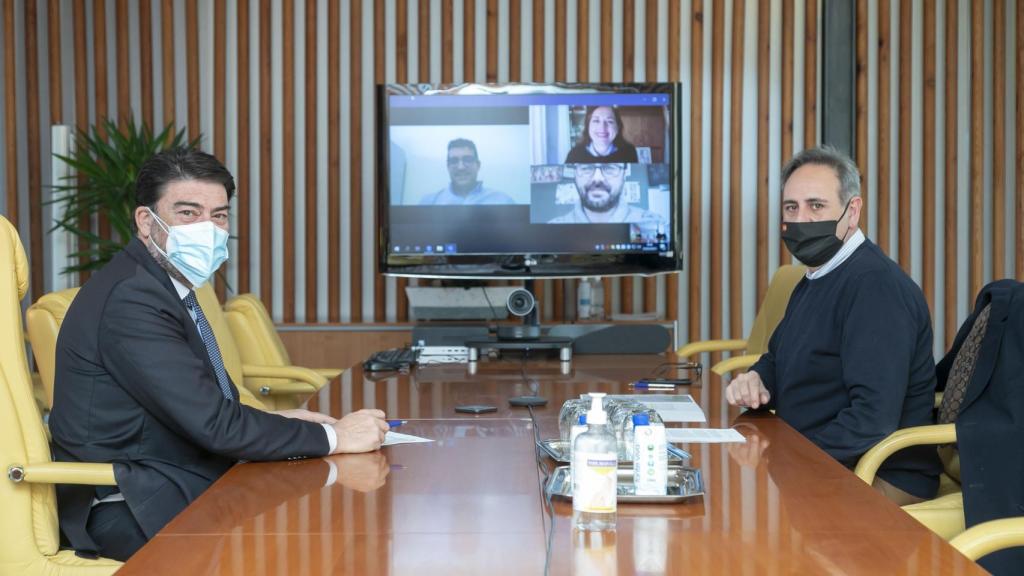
386, 91, 674, 256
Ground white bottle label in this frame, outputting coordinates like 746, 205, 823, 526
572, 450, 618, 513
633, 424, 668, 496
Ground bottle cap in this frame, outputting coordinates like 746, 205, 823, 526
632, 413, 650, 426
578, 414, 587, 425
586, 392, 607, 425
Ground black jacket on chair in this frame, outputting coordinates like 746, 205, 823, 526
49, 238, 329, 555
937, 279, 1024, 575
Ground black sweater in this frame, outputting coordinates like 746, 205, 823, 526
564, 141, 639, 163
752, 239, 941, 498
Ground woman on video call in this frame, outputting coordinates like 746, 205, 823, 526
564, 105, 639, 163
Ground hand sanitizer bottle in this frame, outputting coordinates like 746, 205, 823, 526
631, 413, 667, 496
573, 392, 618, 531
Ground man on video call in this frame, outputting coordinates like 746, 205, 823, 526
49, 148, 389, 561
724, 145, 940, 506
548, 162, 665, 232
419, 138, 515, 205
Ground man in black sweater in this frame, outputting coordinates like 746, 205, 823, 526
726, 146, 940, 504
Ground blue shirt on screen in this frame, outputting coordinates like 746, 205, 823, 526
419, 182, 515, 205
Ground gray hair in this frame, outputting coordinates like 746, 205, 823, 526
780, 145, 861, 204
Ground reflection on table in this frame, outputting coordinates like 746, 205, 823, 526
118, 356, 984, 575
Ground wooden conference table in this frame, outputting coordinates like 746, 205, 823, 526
118, 354, 984, 575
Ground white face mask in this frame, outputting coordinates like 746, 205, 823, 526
147, 208, 229, 288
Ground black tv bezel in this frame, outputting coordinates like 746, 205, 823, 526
376, 82, 684, 279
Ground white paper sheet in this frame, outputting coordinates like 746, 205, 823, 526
665, 428, 747, 444
382, 431, 435, 447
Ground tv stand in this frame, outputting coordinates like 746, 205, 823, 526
469, 278, 572, 361
465, 336, 573, 362
495, 324, 541, 340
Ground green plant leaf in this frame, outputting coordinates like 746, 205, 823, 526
49, 115, 202, 275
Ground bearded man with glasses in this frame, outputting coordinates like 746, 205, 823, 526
547, 163, 665, 235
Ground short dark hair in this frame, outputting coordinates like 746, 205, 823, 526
446, 138, 479, 161
578, 105, 630, 149
780, 145, 861, 204
133, 148, 236, 232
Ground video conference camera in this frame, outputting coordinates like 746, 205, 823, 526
497, 287, 541, 340
505, 288, 536, 317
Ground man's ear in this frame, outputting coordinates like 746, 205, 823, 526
135, 206, 153, 239
846, 196, 863, 230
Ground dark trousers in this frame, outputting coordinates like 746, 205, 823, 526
86, 500, 148, 561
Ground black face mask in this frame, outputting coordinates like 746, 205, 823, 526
781, 200, 852, 267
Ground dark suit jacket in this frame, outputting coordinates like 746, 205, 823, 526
936, 279, 1024, 575
49, 238, 329, 554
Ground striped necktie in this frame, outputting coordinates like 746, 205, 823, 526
183, 291, 234, 400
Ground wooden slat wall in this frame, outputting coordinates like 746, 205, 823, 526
755, 0, 769, 306
1019, 0, 1024, 281
969, 0, 984, 304
922, 0, 936, 311
942, 0, 957, 347
898, 0, 911, 274
855, 0, 867, 238
1, 0, 1020, 356
728, 0, 745, 338
877, 0, 891, 255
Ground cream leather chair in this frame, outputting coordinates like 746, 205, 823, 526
0, 215, 122, 575
949, 517, 1024, 562
853, 285, 1011, 541
676, 264, 806, 375
195, 285, 326, 410
26, 287, 269, 411
25, 288, 78, 410
854, 424, 965, 540
224, 293, 343, 381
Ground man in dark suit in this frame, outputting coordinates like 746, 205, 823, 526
938, 279, 1024, 575
49, 148, 389, 561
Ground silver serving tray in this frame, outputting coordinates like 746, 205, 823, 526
538, 438, 690, 464
545, 465, 704, 504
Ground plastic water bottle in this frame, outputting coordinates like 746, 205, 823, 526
590, 278, 605, 320
577, 278, 592, 320
573, 392, 618, 531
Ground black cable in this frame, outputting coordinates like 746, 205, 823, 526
480, 285, 501, 332
527, 403, 557, 576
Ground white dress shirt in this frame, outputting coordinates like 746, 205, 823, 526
805, 229, 866, 280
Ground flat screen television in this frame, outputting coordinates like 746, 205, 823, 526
377, 82, 683, 279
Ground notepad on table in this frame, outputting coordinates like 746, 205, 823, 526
382, 431, 434, 447
666, 428, 747, 444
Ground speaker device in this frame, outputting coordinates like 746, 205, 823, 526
547, 324, 671, 355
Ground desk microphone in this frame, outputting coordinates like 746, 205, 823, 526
509, 395, 548, 407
